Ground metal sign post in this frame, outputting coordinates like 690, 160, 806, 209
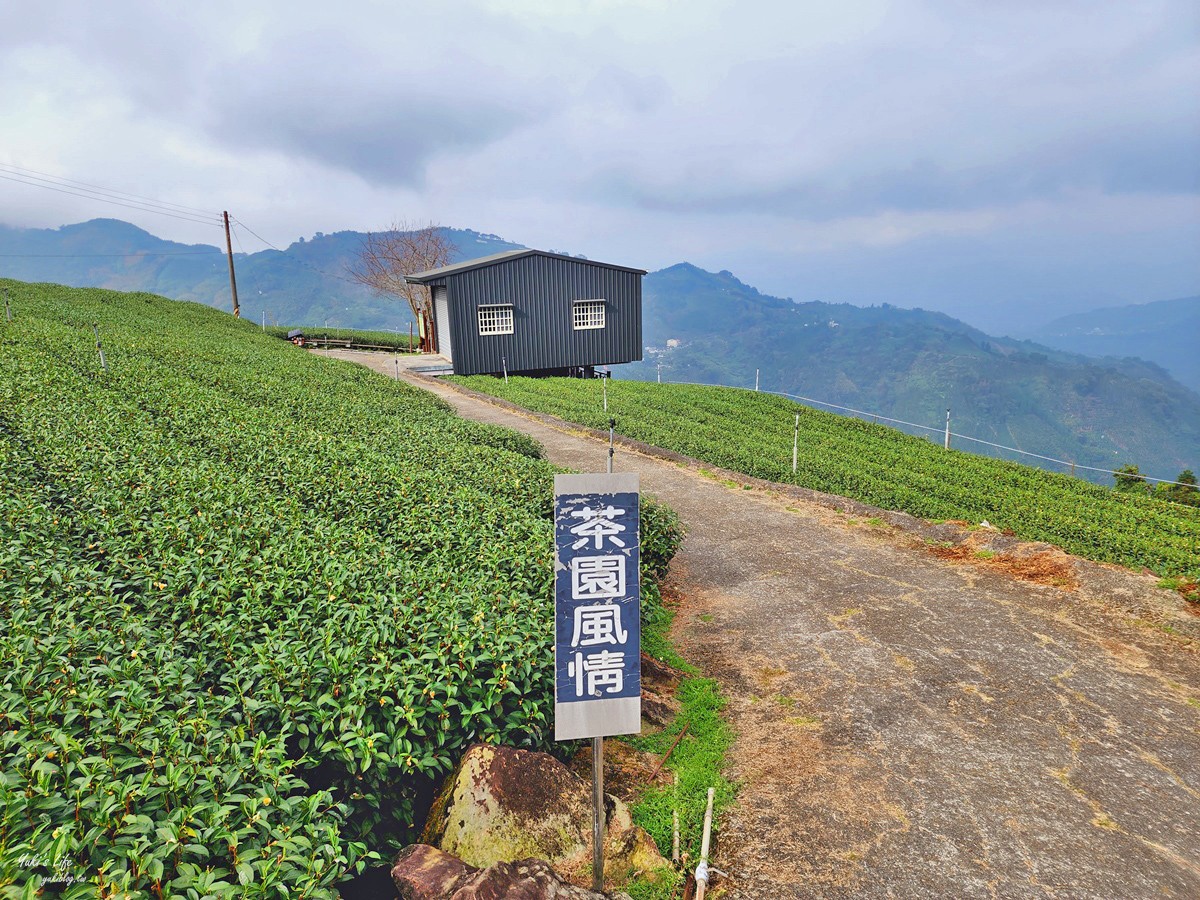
554, 473, 642, 892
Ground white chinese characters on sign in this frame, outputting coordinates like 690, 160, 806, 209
568, 649, 626, 696
571, 554, 626, 599
572, 604, 628, 647
570, 504, 627, 550
568, 605, 629, 696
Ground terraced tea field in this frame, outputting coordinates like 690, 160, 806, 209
453, 376, 1199, 581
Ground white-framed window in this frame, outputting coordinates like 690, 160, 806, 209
573, 299, 606, 330
477, 304, 514, 336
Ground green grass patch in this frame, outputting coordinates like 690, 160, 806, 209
787, 715, 822, 728
620, 594, 735, 899
266, 324, 418, 350
622, 675, 735, 900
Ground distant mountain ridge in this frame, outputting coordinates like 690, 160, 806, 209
2, 218, 1195, 480
618, 263, 1199, 481
0, 218, 523, 330
1027, 296, 1200, 393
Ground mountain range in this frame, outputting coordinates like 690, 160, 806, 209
621, 264, 1200, 481
1026, 296, 1200, 394
2, 218, 1196, 481
0, 218, 521, 331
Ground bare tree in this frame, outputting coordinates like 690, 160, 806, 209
351, 221, 453, 351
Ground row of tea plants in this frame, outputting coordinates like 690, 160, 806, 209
0, 280, 683, 898
452, 375, 1198, 580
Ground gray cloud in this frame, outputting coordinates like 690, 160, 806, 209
0, 0, 1196, 327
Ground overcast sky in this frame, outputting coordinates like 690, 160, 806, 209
2, 0, 1197, 332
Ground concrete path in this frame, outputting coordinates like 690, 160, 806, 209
343, 351, 1200, 899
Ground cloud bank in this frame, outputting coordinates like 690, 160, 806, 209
2, 0, 1197, 331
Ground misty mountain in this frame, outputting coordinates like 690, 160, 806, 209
0, 218, 522, 331
616, 264, 1199, 482
1027, 296, 1200, 394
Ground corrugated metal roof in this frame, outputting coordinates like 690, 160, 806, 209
405, 248, 647, 283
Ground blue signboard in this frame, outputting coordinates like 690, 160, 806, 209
553, 473, 641, 740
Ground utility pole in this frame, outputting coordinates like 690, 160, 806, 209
223, 211, 241, 319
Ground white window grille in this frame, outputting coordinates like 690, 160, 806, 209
573, 299, 606, 330
477, 304, 514, 335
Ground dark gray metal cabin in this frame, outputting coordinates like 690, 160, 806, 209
405, 249, 645, 377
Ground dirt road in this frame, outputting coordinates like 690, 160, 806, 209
345, 352, 1200, 898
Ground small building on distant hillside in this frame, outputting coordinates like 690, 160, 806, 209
404, 249, 645, 377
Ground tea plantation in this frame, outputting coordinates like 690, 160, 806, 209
0, 281, 681, 898
453, 375, 1199, 581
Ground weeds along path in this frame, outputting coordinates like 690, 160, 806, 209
341, 352, 1200, 899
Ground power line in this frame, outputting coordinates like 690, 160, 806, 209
229, 217, 281, 252
231, 217, 359, 285
0, 163, 221, 219
0, 170, 222, 228
0, 251, 219, 258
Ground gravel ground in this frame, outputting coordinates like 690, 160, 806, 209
340, 352, 1200, 899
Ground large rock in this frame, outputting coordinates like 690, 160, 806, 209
391, 845, 474, 899
422, 744, 668, 888
392, 846, 620, 900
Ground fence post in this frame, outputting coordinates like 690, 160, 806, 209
93, 324, 108, 373
944, 409, 951, 450
793, 414, 799, 474
755, 369, 759, 391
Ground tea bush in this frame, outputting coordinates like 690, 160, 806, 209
0, 281, 678, 898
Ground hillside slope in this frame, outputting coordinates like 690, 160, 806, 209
619, 264, 1200, 480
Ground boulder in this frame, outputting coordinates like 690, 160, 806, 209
391, 844, 474, 899
422, 744, 668, 888
392, 846, 627, 900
